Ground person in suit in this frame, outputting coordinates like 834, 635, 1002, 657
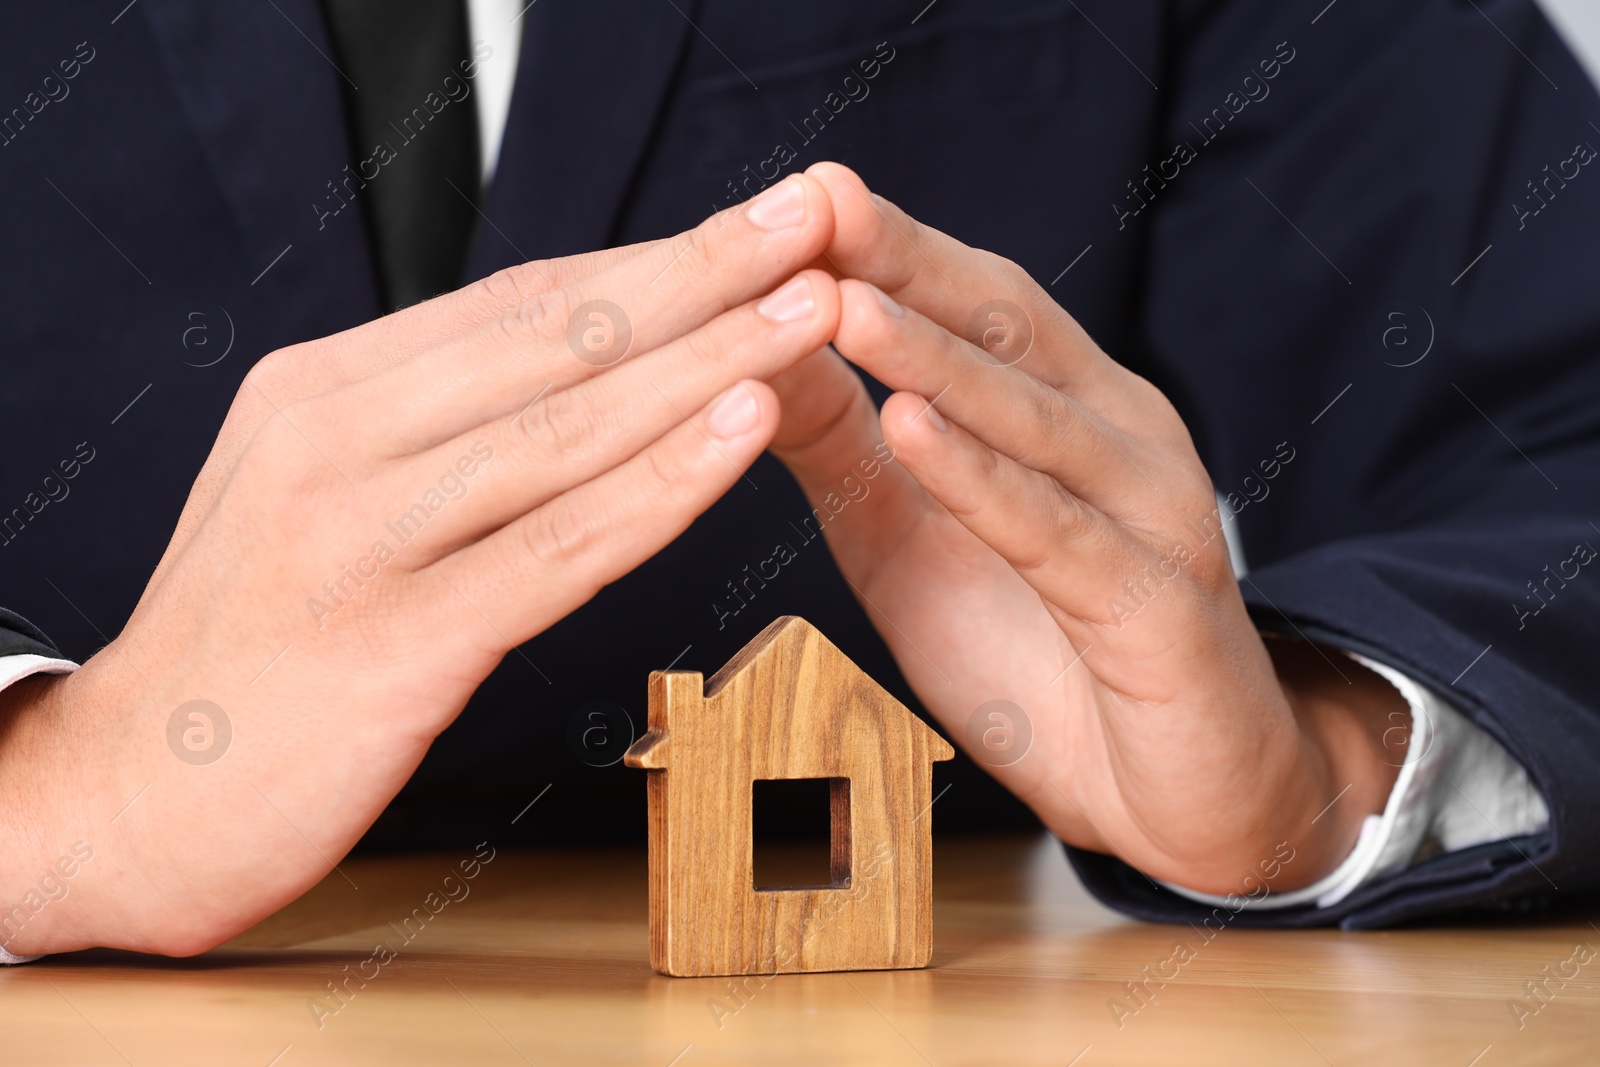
0, 0, 1593, 959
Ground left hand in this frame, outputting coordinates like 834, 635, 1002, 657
769, 164, 1405, 895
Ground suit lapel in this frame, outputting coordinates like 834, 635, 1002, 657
464, 0, 697, 278
139, 0, 380, 315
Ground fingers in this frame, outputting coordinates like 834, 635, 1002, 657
427, 380, 781, 649
142, 242, 666, 597
806, 162, 1107, 394
767, 345, 870, 459
351, 173, 837, 459
835, 279, 1166, 514
378, 270, 841, 564
880, 387, 1238, 685
203, 244, 667, 462
876, 391, 1138, 644
153, 175, 831, 612
412, 241, 669, 350
238, 242, 670, 417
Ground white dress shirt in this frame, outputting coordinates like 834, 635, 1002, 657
464, 0, 522, 184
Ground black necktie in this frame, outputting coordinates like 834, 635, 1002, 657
319, 0, 482, 310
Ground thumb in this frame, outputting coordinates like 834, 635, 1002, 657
768, 344, 875, 470
768, 345, 929, 579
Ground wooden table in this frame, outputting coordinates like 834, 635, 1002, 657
4, 834, 1595, 1065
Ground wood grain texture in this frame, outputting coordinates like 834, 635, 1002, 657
7, 837, 1596, 1066
624, 616, 955, 977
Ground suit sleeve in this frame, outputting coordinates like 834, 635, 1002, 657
1065, 0, 1600, 928
0, 608, 60, 661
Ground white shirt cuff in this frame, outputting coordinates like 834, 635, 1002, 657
1161, 650, 1549, 910
0, 653, 79, 965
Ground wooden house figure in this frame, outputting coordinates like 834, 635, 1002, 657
624, 616, 954, 978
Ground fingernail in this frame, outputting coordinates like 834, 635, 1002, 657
708, 383, 760, 438
758, 276, 815, 323
922, 401, 948, 432
746, 178, 807, 231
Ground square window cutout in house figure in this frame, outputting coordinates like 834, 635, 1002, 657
751, 776, 852, 891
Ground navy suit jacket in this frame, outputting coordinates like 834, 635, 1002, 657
2, 0, 1597, 929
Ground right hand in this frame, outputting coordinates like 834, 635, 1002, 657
766, 164, 1398, 896
0, 174, 839, 957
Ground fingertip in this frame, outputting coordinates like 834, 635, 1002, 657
795, 172, 838, 236
808, 163, 877, 252
880, 390, 949, 452
806, 161, 869, 202
836, 278, 905, 349
879, 389, 919, 427
741, 376, 781, 418
739, 378, 784, 450
755, 270, 843, 357
735, 173, 835, 261
812, 176, 915, 297
773, 172, 836, 254
798, 267, 844, 334
706, 379, 780, 443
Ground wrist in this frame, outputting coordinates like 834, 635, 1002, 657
1261, 637, 1405, 893
0, 668, 113, 956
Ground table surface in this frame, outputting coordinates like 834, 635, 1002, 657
4, 834, 1595, 1066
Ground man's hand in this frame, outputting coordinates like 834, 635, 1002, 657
0, 175, 840, 956
770, 164, 1404, 895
